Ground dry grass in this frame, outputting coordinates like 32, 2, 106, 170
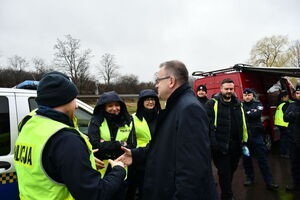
88, 99, 166, 114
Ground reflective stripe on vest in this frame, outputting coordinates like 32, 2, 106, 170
132, 113, 151, 147
98, 118, 132, 177
14, 114, 97, 200
274, 102, 289, 127
211, 98, 248, 142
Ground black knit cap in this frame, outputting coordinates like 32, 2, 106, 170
36, 72, 78, 107
278, 90, 288, 98
296, 84, 300, 91
197, 84, 207, 93
243, 88, 254, 94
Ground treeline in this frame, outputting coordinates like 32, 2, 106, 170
0, 67, 155, 94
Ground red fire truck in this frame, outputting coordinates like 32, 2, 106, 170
192, 64, 300, 150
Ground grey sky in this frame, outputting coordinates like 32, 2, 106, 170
1, 0, 299, 82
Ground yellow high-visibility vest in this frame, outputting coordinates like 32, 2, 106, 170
132, 113, 151, 147
14, 114, 97, 200
274, 102, 289, 127
211, 98, 248, 142
98, 118, 132, 177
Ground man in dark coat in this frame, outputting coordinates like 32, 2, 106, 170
117, 60, 216, 200
205, 78, 248, 200
284, 85, 300, 191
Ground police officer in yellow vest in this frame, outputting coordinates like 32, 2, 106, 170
126, 89, 161, 200
14, 72, 126, 200
274, 91, 291, 158
88, 91, 136, 200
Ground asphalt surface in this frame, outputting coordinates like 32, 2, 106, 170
212, 142, 300, 200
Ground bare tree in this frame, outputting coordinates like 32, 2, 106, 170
32, 57, 52, 74
8, 55, 28, 71
6, 55, 29, 85
249, 35, 292, 67
53, 34, 92, 93
289, 40, 300, 67
98, 53, 120, 85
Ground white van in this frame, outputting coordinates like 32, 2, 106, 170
0, 87, 93, 200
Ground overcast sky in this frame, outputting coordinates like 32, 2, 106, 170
1, 0, 299, 82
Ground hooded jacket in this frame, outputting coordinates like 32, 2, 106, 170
88, 91, 136, 160
135, 89, 161, 136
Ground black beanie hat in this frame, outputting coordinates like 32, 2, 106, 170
36, 72, 78, 107
296, 84, 300, 91
279, 90, 288, 99
243, 88, 254, 94
197, 84, 207, 93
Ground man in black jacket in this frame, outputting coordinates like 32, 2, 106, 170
205, 78, 248, 200
241, 88, 278, 190
284, 85, 300, 191
117, 60, 216, 200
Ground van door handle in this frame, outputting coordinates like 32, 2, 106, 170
0, 161, 11, 170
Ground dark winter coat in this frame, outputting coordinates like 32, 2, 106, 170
133, 83, 216, 200
205, 93, 247, 153
197, 96, 209, 106
242, 100, 265, 139
284, 100, 300, 145
88, 91, 136, 160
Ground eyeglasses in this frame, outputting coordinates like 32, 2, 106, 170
155, 76, 170, 84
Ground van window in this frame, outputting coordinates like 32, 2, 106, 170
29, 97, 38, 111
75, 108, 92, 135
0, 96, 10, 155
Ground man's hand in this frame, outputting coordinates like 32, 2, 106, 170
116, 146, 132, 166
108, 159, 125, 168
92, 149, 105, 169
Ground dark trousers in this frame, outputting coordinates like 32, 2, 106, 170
242, 135, 273, 184
289, 142, 300, 186
111, 179, 128, 200
212, 143, 241, 199
279, 126, 290, 155
126, 166, 145, 200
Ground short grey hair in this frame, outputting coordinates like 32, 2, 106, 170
159, 60, 188, 84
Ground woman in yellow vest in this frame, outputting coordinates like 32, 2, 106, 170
88, 91, 136, 200
126, 89, 161, 200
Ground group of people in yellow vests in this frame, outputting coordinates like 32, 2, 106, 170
13, 61, 300, 200
14, 71, 162, 200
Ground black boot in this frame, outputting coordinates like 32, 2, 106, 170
266, 183, 279, 190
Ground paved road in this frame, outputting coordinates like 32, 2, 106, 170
212, 143, 300, 200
